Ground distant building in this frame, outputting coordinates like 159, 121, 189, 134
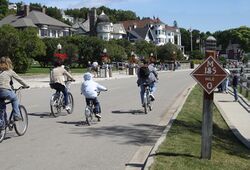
121, 18, 182, 48
226, 41, 243, 61
0, 5, 72, 38
8, 3, 17, 10
72, 8, 126, 41
61, 10, 74, 24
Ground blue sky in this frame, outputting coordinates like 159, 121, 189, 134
10, 0, 250, 33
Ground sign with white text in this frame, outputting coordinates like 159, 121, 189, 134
190, 56, 228, 94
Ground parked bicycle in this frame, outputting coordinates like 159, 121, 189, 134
0, 86, 29, 143
142, 83, 153, 114
84, 91, 103, 126
50, 80, 74, 117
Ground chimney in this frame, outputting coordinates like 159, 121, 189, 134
42, 7, 46, 14
89, 8, 97, 36
24, 5, 30, 16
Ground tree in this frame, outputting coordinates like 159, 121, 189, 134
0, 0, 8, 19
157, 43, 183, 62
105, 42, 127, 62
134, 40, 156, 59
64, 43, 78, 67
0, 25, 46, 72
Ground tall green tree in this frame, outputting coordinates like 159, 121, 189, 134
0, 0, 8, 19
157, 43, 183, 61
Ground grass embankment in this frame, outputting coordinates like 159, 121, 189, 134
150, 85, 250, 170
238, 87, 250, 101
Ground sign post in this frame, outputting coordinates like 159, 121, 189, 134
190, 36, 228, 159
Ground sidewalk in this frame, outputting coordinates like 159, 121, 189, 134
21, 71, 135, 88
214, 90, 250, 148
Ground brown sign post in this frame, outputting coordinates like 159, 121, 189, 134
190, 36, 228, 159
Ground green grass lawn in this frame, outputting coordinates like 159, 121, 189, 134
150, 85, 250, 170
238, 87, 250, 101
21, 66, 87, 76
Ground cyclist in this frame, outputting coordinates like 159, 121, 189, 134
81, 72, 107, 119
0, 57, 29, 125
137, 59, 158, 106
50, 60, 75, 111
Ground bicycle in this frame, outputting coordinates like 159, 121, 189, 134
50, 80, 74, 117
142, 83, 153, 114
84, 91, 103, 126
0, 86, 29, 143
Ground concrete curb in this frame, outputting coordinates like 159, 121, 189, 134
142, 83, 196, 170
213, 100, 250, 149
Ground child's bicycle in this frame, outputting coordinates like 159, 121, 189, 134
50, 80, 74, 117
84, 91, 105, 126
0, 86, 29, 143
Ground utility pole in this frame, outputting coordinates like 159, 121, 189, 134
189, 28, 193, 52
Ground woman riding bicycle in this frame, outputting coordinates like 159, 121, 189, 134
50, 60, 75, 111
137, 59, 158, 106
0, 57, 29, 126
81, 72, 107, 119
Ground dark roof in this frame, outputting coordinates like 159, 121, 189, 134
121, 18, 165, 31
26, 11, 70, 27
11, 18, 37, 28
127, 27, 153, 41
97, 11, 110, 23
0, 10, 71, 28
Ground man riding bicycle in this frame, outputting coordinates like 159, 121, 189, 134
50, 60, 75, 111
137, 59, 158, 106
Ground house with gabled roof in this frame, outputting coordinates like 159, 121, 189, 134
72, 8, 126, 41
0, 5, 72, 38
121, 18, 182, 48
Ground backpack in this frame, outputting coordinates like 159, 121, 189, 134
139, 66, 150, 79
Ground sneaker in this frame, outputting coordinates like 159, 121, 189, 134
95, 113, 101, 118
65, 105, 71, 111
149, 94, 155, 101
13, 115, 22, 121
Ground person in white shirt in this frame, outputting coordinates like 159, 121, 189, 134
81, 72, 107, 118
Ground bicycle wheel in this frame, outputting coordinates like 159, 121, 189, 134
66, 93, 74, 114
85, 107, 93, 126
14, 105, 28, 136
0, 127, 6, 143
143, 95, 148, 114
50, 93, 61, 117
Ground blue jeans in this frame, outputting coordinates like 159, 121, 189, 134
233, 86, 238, 101
0, 88, 21, 119
50, 83, 69, 106
86, 98, 101, 114
140, 82, 156, 104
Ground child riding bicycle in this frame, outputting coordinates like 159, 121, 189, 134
81, 72, 107, 119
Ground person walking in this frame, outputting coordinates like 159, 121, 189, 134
232, 71, 239, 102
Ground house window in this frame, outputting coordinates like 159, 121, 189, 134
40, 29, 48, 37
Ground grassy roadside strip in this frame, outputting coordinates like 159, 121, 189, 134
150, 85, 250, 170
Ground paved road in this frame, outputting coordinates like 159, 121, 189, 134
0, 70, 194, 170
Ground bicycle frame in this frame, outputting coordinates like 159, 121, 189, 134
0, 87, 29, 143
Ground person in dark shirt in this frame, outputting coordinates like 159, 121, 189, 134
232, 71, 239, 102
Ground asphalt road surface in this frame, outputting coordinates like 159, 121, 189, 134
0, 70, 194, 170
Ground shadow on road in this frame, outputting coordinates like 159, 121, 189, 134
112, 109, 144, 115
28, 112, 67, 118
57, 120, 91, 127
67, 123, 165, 146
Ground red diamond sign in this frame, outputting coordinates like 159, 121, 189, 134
190, 56, 229, 94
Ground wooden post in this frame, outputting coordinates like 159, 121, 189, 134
201, 92, 213, 159
201, 36, 217, 160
